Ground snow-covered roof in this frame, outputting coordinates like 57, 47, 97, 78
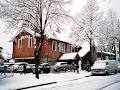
10, 28, 40, 41
59, 52, 78, 60
78, 42, 90, 57
45, 30, 70, 43
11, 28, 70, 43
97, 51, 115, 56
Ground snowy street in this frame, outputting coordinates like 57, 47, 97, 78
30, 73, 120, 90
0, 71, 120, 90
0, 71, 91, 90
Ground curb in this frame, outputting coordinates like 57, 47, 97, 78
69, 75, 91, 81
11, 82, 57, 90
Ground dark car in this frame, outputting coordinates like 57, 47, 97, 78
0, 65, 6, 73
40, 63, 51, 73
17, 62, 32, 73
32, 63, 51, 74
4, 63, 14, 72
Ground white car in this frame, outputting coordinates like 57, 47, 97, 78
53, 62, 68, 72
91, 60, 118, 75
118, 63, 120, 72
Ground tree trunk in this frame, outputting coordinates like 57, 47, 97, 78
119, 40, 120, 62
35, 48, 40, 79
101, 50, 103, 60
90, 38, 93, 66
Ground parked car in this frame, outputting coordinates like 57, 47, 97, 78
0, 65, 6, 73
17, 63, 32, 73
32, 63, 51, 74
12, 62, 30, 73
13, 62, 22, 72
4, 63, 14, 72
41, 63, 51, 73
91, 60, 118, 75
53, 62, 68, 72
118, 63, 120, 72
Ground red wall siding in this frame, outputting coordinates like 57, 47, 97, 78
13, 33, 64, 60
40, 36, 63, 59
13, 32, 35, 58
48, 40, 63, 59
12, 32, 70, 61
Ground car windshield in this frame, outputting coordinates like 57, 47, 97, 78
94, 62, 106, 66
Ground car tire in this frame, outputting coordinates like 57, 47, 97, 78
105, 71, 108, 76
13, 69, 16, 73
114, 70, 117, 74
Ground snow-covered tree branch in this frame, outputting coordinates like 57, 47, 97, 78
70, 0, 103, 46
98, 9, 118, 46
0, 0, 72, 79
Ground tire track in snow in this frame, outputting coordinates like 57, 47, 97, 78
97, 80, 120, 90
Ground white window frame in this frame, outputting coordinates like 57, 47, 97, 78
67, 44, 70, 53
52, 40, 57, 51
59, 42, 65, 53
70, 46, 72, 53
28, 37, 33, 48
18, 39, 22, 48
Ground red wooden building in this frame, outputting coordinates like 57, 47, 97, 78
11, 28, 74, 64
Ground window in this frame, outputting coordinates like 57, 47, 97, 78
67, 44, 70, 53
52, 41, 57, 51
28, 37, 32, 48
70, 46, 72, 52
18, 39, 22, 48
117, 45, 119, 49
59, 42, 65, 52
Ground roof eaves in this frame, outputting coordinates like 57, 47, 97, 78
10, 28, 40, 42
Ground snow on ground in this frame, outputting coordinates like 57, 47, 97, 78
33, 73, 120, 90
0, 71, 91, 90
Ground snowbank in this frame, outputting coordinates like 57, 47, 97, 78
0, 71, 91, 90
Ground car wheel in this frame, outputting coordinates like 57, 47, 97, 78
114, 70, 117, 74
14, 69, 17, 73
105, 71, 108, 76
56, 69, 60, 72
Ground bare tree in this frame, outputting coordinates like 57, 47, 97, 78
0, 0, 71, 79
71, 0, 103, 65
99, 10, 118, 44
99, 9, 120, 61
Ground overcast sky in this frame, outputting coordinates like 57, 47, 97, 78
0, 0, 120, 57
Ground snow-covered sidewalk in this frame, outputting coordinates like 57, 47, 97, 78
0, 71, 91, 90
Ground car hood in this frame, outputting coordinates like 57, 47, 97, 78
91, 65, 106, 69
